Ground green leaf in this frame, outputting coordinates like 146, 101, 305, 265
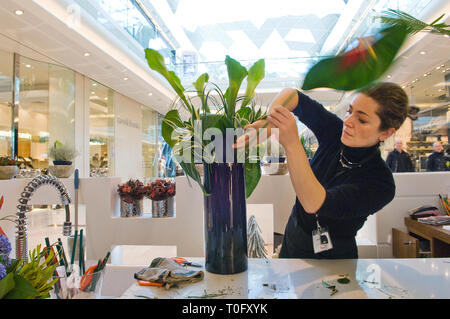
162, 110, 184, 149
5, 274, 37, 299
193, 73, 210, 113
225, 56, 247, 117
0, 272, 15, 299
301, 25, 408, 91
242, 59, 265, 107
179, 162, 209, 196
245, 162, 261, 198
144, 49, 192, 112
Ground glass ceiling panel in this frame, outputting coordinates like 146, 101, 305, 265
148, 0, 434, 90
74, 0, 436, 91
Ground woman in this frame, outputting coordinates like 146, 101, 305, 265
235, 82, 409, 259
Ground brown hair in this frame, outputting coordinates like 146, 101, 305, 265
359, 82, 409, 131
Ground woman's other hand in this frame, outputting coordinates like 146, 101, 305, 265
233, 119, 272, 150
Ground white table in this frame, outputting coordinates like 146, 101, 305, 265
118, 257, 450, 299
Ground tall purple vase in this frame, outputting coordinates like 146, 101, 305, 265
203, 162, 247, 274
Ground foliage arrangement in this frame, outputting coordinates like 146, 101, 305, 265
0, 243, 58, 299
48, 140, 78, 162
302, 9, 450, 91
117, 179, 150, 203
145, 49, 268, 198
146, 179, 176, 201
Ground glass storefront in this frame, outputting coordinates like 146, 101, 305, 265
18, 56, 75, 170
89, 80, 115, 176
0, 50, 13, 157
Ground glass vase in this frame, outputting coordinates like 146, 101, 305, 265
203, 162, 247, 274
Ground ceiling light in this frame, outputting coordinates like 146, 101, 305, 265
387, 75, 391, 78
104, 97, 108, 100
123, 77, 128, 81
437, 66, 441, 70
84, 52, 90, 57
14, 10, 24, 16
443, 70, 446, 73
420, 51, 426, 55
25, 64, 31, 68
401, 85, 406, 89
92, 83, 97, 87
148, 93, 153, 96
91, 91, 95, 95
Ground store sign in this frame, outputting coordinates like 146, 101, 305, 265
117, 117, 140, 130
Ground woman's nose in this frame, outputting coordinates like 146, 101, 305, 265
344, 113, 354, 127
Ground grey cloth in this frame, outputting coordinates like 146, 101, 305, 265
134, 257, 204, 289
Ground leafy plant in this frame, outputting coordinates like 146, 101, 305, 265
302, 9, 449, 91
145, 49, 268, 197
0, 244, 58, 299
0, 157, 19, 167
48, 140, 78, 162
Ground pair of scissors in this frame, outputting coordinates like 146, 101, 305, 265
169, 257, 203, 268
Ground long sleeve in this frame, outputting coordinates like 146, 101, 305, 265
292, 90, 342, 145
314, 172, 395, 220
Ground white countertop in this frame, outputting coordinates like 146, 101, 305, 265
118, 257, 450, 299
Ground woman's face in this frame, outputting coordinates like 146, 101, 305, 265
341, 93, 393, 148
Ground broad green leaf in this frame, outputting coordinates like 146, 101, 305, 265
5, 274, 37, 299
225, 56, 247, 117
245, 162, 261, 198
193, 73, 210, 113
162, 110, 184, 149
144, 49, 191, 112
0, 272, 15, 299
301, 25, 408, 91
242, 59, 265, 107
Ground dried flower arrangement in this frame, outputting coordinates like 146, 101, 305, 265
146, 179, 175, 201
117, 179, 150, 204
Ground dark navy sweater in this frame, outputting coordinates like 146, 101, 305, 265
290, 90, 395, 238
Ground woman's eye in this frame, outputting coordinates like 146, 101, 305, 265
359, 119, 367, 124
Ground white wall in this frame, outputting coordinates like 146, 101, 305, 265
114, 93, 143, 179
376, 172, 450, 258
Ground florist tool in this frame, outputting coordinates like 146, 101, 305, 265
79, 229, 85, 274
57, 238, 68, 268
74, 169, 79, 231
170, 257, 203, 268
68, 230, 78, 275
138, 280, 163, 287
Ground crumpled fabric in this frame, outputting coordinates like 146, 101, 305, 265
134, 257, 204, 289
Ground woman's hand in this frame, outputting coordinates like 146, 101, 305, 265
266, 105, 300, 151
233, 119, 272, 150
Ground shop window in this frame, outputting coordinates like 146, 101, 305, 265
19, 56, 75, 170
0, 50, 13, 157
89, 80, 115, 176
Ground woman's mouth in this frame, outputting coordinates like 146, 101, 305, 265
343, 130, 352, 137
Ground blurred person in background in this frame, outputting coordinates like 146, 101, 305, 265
426, 142, 449, 171
386, 139, 413, 172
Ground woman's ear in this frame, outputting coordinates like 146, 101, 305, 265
379, 128, 396, 142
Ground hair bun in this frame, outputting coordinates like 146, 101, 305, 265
407, 105, 420, 120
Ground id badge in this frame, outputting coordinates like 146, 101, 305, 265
312, 226, 333, 254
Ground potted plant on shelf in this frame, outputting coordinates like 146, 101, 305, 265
0, 157, 19, 180
48, 141, 78, 178
145, 48, 268, 274
261, 139, 288, 175
117, 179, 150, 217
146, 179, 176, 218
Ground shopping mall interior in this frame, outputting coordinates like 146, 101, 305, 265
0, 0, 449, 300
